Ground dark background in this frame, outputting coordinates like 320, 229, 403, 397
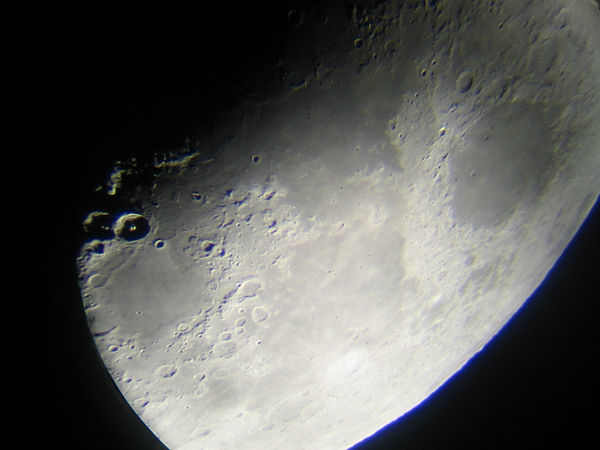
17, 1, 598, 449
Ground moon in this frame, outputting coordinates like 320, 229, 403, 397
34, 0, 599, 448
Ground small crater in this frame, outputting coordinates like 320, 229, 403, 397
154, 239, 165, 249
88, 273, 107, 289
82, 211, 114, 239
194, 386, 208, 398
155, 364, 177, 378
201, 240, 215, 253
252, 306, 269, 323
456, 70, 473, 93
219, 331, 232, 341
114, 213, 150, 241
88, 242, 105, 254
133, 398, 149, 409
194, 373, 206, 383
384, 40, 397, 53
353, 38, 364, 49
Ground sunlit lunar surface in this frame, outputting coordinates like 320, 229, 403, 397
77, 1, 600, 448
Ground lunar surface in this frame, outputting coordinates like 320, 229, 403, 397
76, 1, 600, 449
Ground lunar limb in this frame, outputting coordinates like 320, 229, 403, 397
78, 1, 600, 449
